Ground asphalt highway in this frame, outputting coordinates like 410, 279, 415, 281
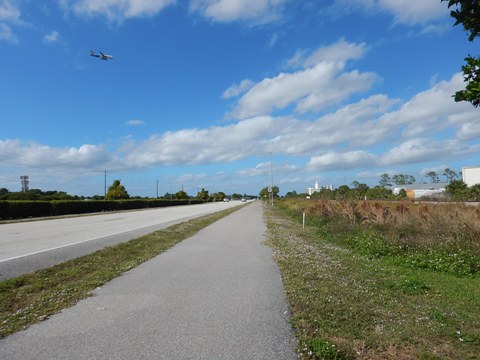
0, 202, 241, 280
0, 201, 298, 359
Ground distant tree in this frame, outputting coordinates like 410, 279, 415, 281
175, 190, 189, 200
365, 186, 395, 200
443, 168, 459, 182
406, 175, 416, 184
397, 188, 408, 200
216, 191, 226, 201
442, 0, 480, 107
392, 174, 416, 185
311, 188, 334, 200
2, 191, 39, 200
259, 186, 279, 200
196, 188, 209, 201
379, 173, 392, 188
392, 175, 404, 185
425, 171, 441, 183
335, 185, 350, 200
468, 183, 480, 200
351, 181, 360, 189
231, 193, 243, 200
163, 192, 174, 200
446, 180, 469, 200
0, 188, 9, 195
354, 183, 369, 199
209, 192, 222, 201
285, 190, 298, 198
105, 179, 130, 200
350, 181, 369, 198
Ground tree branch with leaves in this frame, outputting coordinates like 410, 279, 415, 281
443, 0, 480, 107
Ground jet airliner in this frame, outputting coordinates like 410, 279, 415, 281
90, 51, 113, 60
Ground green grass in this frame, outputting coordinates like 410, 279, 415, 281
0, 205, 243, 338
264, 205, 480, 359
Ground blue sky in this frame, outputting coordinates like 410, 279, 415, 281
1, 0, 479, 197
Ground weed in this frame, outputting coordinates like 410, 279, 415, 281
301, 337, 346, 359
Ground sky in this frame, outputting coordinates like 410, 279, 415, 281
1, 0, 479, 197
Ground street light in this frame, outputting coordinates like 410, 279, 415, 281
270, 152, 274, 207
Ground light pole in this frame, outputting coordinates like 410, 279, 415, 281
104, 170, 107, 198
270, 152, 274, 207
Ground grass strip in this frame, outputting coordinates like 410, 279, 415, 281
0, 205, 243, 338
264, 205, 480, 360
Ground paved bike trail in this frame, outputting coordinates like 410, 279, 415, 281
0, 202, 298, 359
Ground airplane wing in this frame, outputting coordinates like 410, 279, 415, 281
99, 51, 113, 60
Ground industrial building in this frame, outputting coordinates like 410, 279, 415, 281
306, 181, 333, 196
392, 183, 448, 200
462, 166, 480, 187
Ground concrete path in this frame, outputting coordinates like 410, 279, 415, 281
0, 201, 298, 359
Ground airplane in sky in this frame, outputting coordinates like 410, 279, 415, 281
90, 51, 113, 60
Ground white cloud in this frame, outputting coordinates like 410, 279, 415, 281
420, 23, 450, 36
67, 0, 287, 23
332, 0, 447, 25
0, 140, 117, 171
0, 0, 20, 22
189, 0, 286, 24
126, 119, 146, 126
177, 173, 208, 184
308, 151, 378, 171
268, 32, 278, 47
0, 22, 17, 42
456, 122, 480, 141
69, 0, 176, 21
377, 0, 447, 25
236, 161, 298, 178
379, 138, 475, 166
228, 40, 377, 119
43, 30, 60, 44
0, 0, 21, 43
222, 79, 254, 99
122, 116, 278, 167
377, 73, 477, 139
286, 40, 367, 69
420, 164, 449, 177
301, 39, 367, 69
2, 73, 478, 182
133, 74, 476, 171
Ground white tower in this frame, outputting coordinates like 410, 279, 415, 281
20, 175, 29, 192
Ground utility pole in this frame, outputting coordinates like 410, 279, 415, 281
156, 179, 159, 198
270, 152, 274, 207
104, 170, 107, 198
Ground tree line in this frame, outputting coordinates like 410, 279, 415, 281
378, 168, 460, 187
280, 167, 480, 201
0, 180, 255, 202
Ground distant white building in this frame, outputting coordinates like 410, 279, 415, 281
462, 166, 480, 187
306, 181, 333, 196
